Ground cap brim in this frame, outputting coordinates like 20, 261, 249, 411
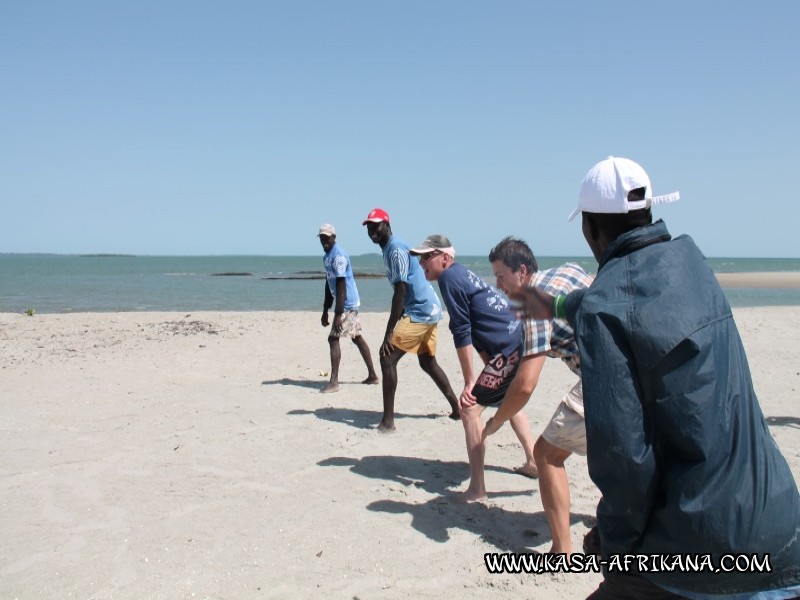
410, 247, 455, 258
567, 191, 680, 222
567, 206, 581, 222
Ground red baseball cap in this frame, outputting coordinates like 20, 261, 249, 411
362, 208, 390, 225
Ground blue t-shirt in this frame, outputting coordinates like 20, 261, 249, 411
323, 243, 360, 311
437, 262, 521, 356
382, 235, 442, 323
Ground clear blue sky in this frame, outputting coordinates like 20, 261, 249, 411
2, 1, 798, 257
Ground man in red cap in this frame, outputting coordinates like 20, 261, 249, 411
363, 208, 460, 431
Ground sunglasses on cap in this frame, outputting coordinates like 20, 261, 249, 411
418, 251, 444, 263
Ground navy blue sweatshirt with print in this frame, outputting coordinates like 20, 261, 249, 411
437, 263, 521, 357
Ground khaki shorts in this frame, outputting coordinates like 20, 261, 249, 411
329, 310, 363, 339
390, 315, 438, 355
541, 381, 587, 455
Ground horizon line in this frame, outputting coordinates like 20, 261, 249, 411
2, 252, 800, 261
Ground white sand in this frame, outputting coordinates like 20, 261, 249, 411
1, 308, 798, 599
715, 272, 800, 288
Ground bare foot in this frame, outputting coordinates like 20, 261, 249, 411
448, 409, 461, 421
376, 421, 396, 433
514, 464, 539, 479
320, 382, 340, 394
448, 400, 460, 416
362, 376, 379, 385
457, 488, 488, 503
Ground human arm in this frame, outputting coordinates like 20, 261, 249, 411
513, 287, 589, 327
437, 269, 473, 349
332, 277, 346, 332
456, 344, 478, 409
321, 281, 333, 327
512, 286, 554, 320
381, 281, 407, 357
438, 268, 478, 404
483, 353, 545, 438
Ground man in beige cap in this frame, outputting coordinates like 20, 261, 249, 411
411, 233, 538, 502
318, 223, 378, 393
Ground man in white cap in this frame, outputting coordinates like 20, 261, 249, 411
362, 209, 460, 431
318, 223, 379, 393
517, 157, 800, 599
410, 234, 538, 502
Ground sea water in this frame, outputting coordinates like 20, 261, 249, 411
1, 254, 798, 313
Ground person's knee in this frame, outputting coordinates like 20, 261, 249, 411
534, 437, 569, 466
380, 351, 400, 371
417, 352, 437, 372
460, 403, 483, 425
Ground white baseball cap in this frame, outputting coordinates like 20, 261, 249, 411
409, 234, 456, 259
568, 156, 680, 222
317, 223, 335, 237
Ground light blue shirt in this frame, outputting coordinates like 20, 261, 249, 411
323, 243, 360, 311
382, 235, 442, 323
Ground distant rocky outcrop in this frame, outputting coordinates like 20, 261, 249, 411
261, 271, 383, 280
79, 254, 136, 258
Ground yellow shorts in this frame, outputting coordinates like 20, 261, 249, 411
390, 315, 438, 355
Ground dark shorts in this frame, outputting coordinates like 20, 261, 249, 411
471, 347, 521, 407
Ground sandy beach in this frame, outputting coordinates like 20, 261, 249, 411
715, 271, 800, 289
1, 307, 798, 599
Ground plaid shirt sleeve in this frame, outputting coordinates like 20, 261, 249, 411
522, 263, 594, 359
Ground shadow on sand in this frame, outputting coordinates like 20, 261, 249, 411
368, 497, 594, 552
766, 416, 800, 429
319, 454, 595, 552
288, 407, 444, 429
262, 378, 323, 390
262, 378, 382, 394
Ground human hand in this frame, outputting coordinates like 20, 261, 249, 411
511, 286, 555, 321
482, 416, 503, 441
459, 386, 477, 410
379, 336, 395, 357
333, 313, 344, 333
321, 311, 329, 327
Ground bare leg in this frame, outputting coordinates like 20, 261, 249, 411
534, 436, 573, 554
509, 411, 538, 477
460, 402, 488, 501
352, 335, 379, 384
378, 348, 404, 432
321, 336, 341, 393
417, 353, 460, 420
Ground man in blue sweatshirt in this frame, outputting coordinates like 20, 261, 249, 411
410, 234, 537, 502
